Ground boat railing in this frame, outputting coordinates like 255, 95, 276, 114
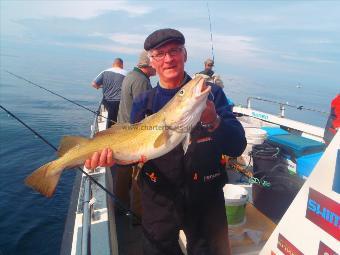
90, 101, 103, 135
79, 101, 107, 255
81, 176, 91, 255
246, 96, 328, 118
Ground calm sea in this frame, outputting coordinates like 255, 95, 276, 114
0, 44, 336, 255
0, 49, 103, 255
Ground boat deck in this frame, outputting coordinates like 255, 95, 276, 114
110, 181, 276, 255
179, 203, 276, 255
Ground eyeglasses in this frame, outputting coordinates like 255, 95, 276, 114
149, 47, 184, 61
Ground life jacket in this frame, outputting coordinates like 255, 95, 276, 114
324, 94, 340, 144
140, 87, 228, 205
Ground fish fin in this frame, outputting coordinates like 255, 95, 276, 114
182, 133, 191, 154
154, 130, 169, 148
58, 136, 89, 157
94, 123, 132, 137
25, 161, 63, 198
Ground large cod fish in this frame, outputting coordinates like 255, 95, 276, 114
25, 77, 211, 197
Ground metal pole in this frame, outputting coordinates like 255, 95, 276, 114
247, 97, 251, 109
280, 104, 285, 118
82, 176, 91, 255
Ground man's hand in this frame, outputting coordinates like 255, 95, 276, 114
92, 82, 101, 89
84, 148, 114, 170
200, 100, 220, 131
201, 100, 217, 123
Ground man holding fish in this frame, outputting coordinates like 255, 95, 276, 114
25, 28, 246, 255
86, 28, 246, 255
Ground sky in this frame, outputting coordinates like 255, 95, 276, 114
1, 1, 339, 111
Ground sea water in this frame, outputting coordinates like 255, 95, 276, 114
0, 50, 102, 255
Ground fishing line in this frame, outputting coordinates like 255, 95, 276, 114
0, 104, 139, 223
206, 2, 215, 62
4, 70, 116, 125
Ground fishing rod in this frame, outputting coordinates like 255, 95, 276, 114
206, 2, 215, 62
0, 104, 139, 223
4, 70, 116, 125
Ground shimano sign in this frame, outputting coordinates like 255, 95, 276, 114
306, 188, 340, 241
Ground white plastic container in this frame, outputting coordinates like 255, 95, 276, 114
245, 128, 267, 143
242, 128, 267, 163
223, 184, 249, 226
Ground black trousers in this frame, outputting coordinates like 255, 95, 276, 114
102, 99, 120, 128
141, 183, 230, 255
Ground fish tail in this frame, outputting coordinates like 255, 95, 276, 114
25, 160, 63, 197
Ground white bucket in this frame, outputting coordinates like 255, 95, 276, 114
245, 128, 267, 141
242, 128, 267, 163
223, 184, 249, 226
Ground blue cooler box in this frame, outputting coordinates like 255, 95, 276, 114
264, 132, 325, 178
296, 152, 323, 178
261, 127, 289, 137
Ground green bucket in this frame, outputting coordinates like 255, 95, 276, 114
223, 184, 249, 226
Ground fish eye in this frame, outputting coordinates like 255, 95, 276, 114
178, 89, 185, 96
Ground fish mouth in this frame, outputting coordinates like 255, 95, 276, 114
166, 77, 211, 133
194, 77, 211, 99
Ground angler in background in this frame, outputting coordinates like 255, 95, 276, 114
194, 58, 224, 88
86, 28, 246, 255
92, 58, 127, 128
324, 93, 340, 144
115, 50, 156, 219
117, 51, 156, 124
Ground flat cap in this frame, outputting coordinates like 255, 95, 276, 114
144, 28, 185, 51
